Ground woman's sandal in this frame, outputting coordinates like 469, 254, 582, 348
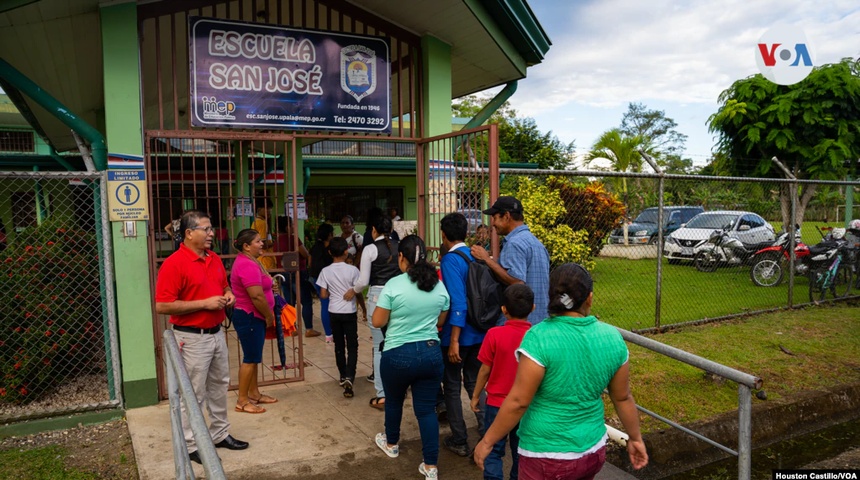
235, 401, 266, 414
249, 394, 278, 404
369, 396, 385, 409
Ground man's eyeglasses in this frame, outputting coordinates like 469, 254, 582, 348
191, 226, 214, 233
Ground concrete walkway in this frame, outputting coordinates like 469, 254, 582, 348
127, 304, 637, 479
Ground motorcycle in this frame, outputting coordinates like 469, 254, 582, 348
693, 228, 776, 273
749, 227, 809, 287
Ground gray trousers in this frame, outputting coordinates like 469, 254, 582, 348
366, 285, 386, 398
174, 329, 231, 453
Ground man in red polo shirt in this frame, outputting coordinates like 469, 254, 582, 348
155, 210, 247, 464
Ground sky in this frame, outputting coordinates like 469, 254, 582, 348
495, 0, 860, 166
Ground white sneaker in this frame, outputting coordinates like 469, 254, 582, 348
374, 433, 399, 458
419, 462, 438, 479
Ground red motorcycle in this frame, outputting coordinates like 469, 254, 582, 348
749, 227, 810, 287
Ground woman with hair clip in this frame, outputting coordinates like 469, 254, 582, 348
229, 228, 279, 413
473, 263, 648, 480
344, 216, 397, 410
370, 235, 449, 480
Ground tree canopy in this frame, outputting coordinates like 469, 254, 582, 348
621, 102, 688, 158
708, 57, 860, 180
708, 57, 860, 225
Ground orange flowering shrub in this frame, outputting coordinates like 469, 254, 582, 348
545, 177, 627, 257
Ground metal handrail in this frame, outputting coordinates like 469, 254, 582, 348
616, 328, 763, 480
163, 330, 227, 480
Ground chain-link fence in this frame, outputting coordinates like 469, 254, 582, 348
492, 168, 860, 332
0, 171, 121, 422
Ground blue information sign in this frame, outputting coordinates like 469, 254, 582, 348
190, 17, 391, 133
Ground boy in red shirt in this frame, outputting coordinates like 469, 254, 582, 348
470, 284, 534, 480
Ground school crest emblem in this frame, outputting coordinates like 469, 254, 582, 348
341, 45, 377, 102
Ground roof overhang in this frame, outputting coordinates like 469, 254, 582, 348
0, 0, 549, 153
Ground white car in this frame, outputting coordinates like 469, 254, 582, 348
664, 210, 775, 262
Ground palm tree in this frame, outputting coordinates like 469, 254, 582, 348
585, 129, 649, 206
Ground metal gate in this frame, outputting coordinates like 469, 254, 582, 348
146, 134, 308, 399
417, 124, 500, 262
0, 171, 121, 422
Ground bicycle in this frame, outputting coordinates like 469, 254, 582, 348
807, 244, 853, 302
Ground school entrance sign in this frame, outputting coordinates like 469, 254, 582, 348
190, 17, 391, 132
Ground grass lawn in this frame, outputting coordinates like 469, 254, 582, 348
607, 300, 860, 433
0, 445, 93, 480
592, 257, 818, 331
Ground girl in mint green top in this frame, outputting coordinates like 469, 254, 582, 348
473, 263, 649, 478
376, 273, 449, 350
371, 235, 449, 477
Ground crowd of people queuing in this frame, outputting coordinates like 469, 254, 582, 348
155, 196, 648, 479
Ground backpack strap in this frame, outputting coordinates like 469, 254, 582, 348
450, 248, 472, 264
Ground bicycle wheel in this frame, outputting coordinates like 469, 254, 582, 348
808, 268, 826, 303
831, 263, 853, 298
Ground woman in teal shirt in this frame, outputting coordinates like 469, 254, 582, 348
371, 235, 450, 480
473, 263, 648, 479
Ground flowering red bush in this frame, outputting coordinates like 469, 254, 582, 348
545, 177, 627, 257
0, 220, 101, 404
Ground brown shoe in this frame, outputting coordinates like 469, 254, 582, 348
305, 329, 321, 337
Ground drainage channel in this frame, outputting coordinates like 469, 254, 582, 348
663, 417, 860, 479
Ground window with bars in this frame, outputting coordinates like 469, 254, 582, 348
0, 130, 35, 152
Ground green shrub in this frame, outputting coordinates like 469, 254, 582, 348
545, 177, 627, 257
0, 220, 101, 404
515, 178, 594, 269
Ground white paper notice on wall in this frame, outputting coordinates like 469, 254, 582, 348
285, 195, 308, 220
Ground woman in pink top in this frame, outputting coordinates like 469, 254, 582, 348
230, 229, 279, 413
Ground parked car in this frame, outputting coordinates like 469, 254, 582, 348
664, 210, 775, 262
610, 206, 703, 245
458, 208, 484, 235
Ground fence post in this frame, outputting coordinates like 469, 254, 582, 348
489, 123, 500, 258
738, 384, 752, 480
640, 151, 664, 330
789, 178, 798, 307
166, 349, 193, 480
99, 173, 122, 405
772, 157, 797, 308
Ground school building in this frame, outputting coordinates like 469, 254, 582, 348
0, 0, 550, 416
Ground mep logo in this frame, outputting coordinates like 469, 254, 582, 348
201, 96, 236, 120
755, 25, 814, 86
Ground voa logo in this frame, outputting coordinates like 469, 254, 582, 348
755, 25, 814, 86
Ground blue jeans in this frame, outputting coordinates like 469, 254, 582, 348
306, 274, 332, 335
232, 308, 266, 364
380, 339, 444, 466
483, 404, 519, 480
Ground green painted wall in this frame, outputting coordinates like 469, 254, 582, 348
421, 36, 452, 138
421, 35, 454, 237
101, 3, 158, 408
